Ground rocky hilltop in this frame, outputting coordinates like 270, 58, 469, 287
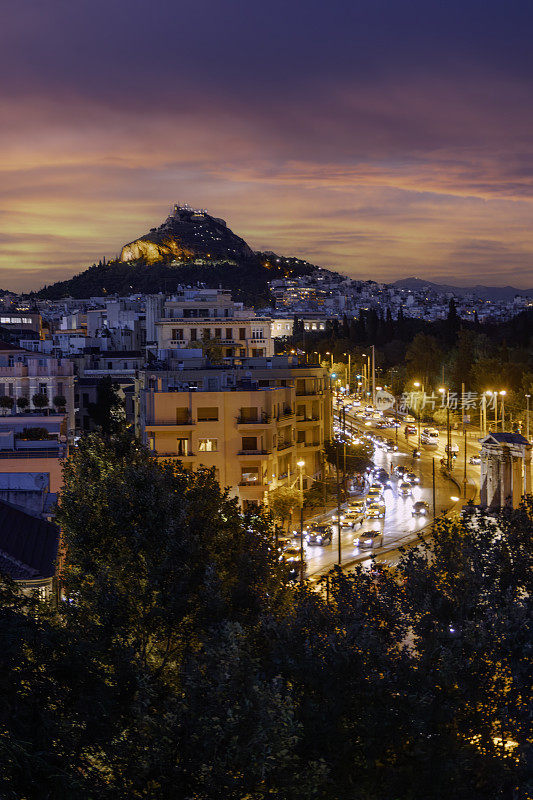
120, 204, 254, 265
36, 205, 319, 304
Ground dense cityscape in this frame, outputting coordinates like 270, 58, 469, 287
1, 1, 533, 798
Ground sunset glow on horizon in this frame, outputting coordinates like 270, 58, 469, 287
2, 0, 533, 291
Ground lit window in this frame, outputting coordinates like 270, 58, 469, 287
198, 438, 218, 452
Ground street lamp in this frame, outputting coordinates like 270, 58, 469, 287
439, 387, 452, 470
499, 390, 507, 431
526, 394, 531, 441
414, 381, 422, 449
297, 460, 305, 584
343, 352, 351, 395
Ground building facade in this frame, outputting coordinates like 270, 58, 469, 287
135, 356, 331, 509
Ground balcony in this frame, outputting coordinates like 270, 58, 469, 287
295, 389, 321, 397
145, 418, 196, 427
277, 441, 294, 451
296, 415, 320, 424
302, 440, 321, 448
237, 448, 271, 456
236, 412, 271, 426
238, 480, 265, 487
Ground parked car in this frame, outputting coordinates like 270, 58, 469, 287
412, 500, 430, 517
305, 524, 333, 546
469, 455, 481, 465
354, 529, 384, 549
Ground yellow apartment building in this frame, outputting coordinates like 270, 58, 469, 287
135, 358, 331, 509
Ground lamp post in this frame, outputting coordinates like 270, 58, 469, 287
343, 352, 351, 395
499, 390, 507, 431
439, 387, 451, 470
414, 381, 422, 449
526, 394, 531, 442
297, 459, 305, 584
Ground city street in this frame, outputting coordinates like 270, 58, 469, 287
301, 399, 481, 579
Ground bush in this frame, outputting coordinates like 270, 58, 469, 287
18, 427, 51, 440
16, 396, 29, 410
0, 396, 14, 413
52, 395, 67, 410
32, 393, 48, 411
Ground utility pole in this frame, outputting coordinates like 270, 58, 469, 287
432, 457, 436, 525
298, 460, 305, 585
371, 345, 376, 407
447, 404, 451, 471
463, 429, 467, 499
336, 442, 342, 566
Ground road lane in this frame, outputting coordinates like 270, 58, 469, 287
300, 401, 480, 579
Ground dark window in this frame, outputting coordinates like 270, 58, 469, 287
241, 436, 257, 451
197, 406, 218, 422
239, 327, 246, 340
190, 329, 197, 341
225, 328, 232, 340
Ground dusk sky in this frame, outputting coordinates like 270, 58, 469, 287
2, 0, 533, 291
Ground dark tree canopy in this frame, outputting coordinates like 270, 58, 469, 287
0, 432, 530, 799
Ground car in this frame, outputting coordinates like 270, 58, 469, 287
404, 414, 416, 423
366, 501, 386, 519
386, 439, 398, 451
367, 489, 382, 503
412, 500, 430, 517
405, 471, 420, 484
421, 428, 439, 444
281, 547, 305, 581
354, 529, 384, 549
404, 424, 417, 435
445, 442, 459, 453
305, 524, 333, 546
349, 498, 367, 513
370, 481, 384, 493
393, 465, 407, 478
469, 455, 481, 465
398, 481, 412, 497
344, 508, 365, 528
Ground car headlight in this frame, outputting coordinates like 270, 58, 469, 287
420, 509, 426, 514
365, 539, 372, 544
317, 536, 322, 543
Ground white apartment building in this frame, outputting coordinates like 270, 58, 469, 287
0, 343, 75, 434
156, 289, 274, 357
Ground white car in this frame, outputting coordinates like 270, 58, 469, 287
398, 481, 412, 497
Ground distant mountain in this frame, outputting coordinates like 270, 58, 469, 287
36, 206, 321, 304
393, 277, 533, 301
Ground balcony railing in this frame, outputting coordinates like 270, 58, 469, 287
237, 449, 270, 456
303, 440, 321, 447
277, 441, 294, 451
295, 389, 321, 396
238, 480, 264, 487
236, 413, 271, 424
296, 415, 320, 422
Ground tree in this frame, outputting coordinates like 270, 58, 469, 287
324, 438, 373, 475
52, 394, 67, 411
405, 333, 443, 388
87, 376, 125, 435
16, 396, 29, 411
32, 392, 48, 411
0, 395, 14, 414
268, 485, 302, 532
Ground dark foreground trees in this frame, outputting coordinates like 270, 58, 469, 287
0, 432, 531, 799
